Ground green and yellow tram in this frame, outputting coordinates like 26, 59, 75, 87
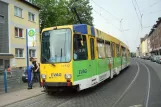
40, 24, 130, 92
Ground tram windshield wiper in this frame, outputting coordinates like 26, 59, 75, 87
42, 54, 55, 66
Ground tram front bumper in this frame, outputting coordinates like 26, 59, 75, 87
43, 82, 72, 87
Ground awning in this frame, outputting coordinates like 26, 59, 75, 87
0, 54, 14, 58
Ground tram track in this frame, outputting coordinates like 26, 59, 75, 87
139, 61, 151, 107
111, 59, 152, 107
111, 61, 140, 107
5, 59, 161, 107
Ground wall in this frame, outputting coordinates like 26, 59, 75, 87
8, 0, 40, 68
141, 40, 145, 56
144, 38, 148, 55
0, 1, 9, 53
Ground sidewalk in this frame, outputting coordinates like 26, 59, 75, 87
0, 87, 45, 107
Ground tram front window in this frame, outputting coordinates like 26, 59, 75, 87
41, 29, 72, 63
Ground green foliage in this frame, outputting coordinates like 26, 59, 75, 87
33, 0, 93, 31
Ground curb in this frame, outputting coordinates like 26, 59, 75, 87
0, 92, 45, 107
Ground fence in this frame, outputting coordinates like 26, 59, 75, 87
0, 68, 40, 94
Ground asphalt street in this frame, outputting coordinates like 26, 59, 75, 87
4, 58, 161, 107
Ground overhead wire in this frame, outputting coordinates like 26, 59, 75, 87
142, 0, 161, 12
134, 0, 142, 17
75, 0, 122, 32
132, 0, 142, 28
91, 0, 121, 22
132, 0, 161, 48
147, 9, 161, 14
92, 9, 122, 32
73, 0, 130, 43
120, 20, 129, 47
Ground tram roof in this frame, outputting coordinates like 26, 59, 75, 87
42, 24, 129, 49
73, 24, 129, 49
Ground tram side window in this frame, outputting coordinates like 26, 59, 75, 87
105, 41, 112, 58
110, 42, 115, 57
90, 38, 95, 60
121, 46, 126, 57
97, 40, 105, 58
73, 34, 88, 60
116, 44, 120, 57
124, 49, 127, 57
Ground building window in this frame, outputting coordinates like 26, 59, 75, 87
29, 49, 36, 57
28, 12, 35, 22
15, 27, 23, 38
15, 48, 24, 58
0, 15, 4, 23
14, 6, 22, 18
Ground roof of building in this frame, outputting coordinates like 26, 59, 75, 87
148, 17, 161, 36
140, 38, 144, 43
19, 0, 40, 10
155, 17, 161, 27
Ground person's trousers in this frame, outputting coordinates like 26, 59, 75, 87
29, 72, 38, 88
29, 72, 40, 88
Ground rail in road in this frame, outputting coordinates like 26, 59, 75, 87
4, 58, 161, 107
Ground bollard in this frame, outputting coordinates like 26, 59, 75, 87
3, 71, 8, 93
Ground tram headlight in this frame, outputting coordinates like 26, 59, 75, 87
65, 74, 72, 79
41, 74, 46, 79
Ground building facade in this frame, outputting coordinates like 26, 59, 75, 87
147, 34, 152, 55
139, 44, 142, 56
144, 34, 148, 56
0, 0, 40, 72
141, 38, 145, 56
150, 17, 161, 55
139, 34, 148, 56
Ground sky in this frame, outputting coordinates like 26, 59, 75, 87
90, 0, 161, 52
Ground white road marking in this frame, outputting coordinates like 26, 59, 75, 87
112, 62, 140, 107
129, 104, 143, 107
139, 62, 151, 107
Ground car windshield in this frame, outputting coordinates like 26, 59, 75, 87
41, 29, 72, 63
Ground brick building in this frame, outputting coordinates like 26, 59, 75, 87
149, 17, 161, 55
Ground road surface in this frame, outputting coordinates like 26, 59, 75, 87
4, 58, 161, 107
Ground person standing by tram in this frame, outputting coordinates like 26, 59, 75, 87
28, 57, 40, 89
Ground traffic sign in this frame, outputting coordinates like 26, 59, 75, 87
27, 28, 36, 47
27, 29, 36, 37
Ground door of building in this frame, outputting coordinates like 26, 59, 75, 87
4, 60, 10, 69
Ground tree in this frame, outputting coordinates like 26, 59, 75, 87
33, 0, 93, 31
67, 0, 93, 25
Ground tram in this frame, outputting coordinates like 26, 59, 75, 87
40, 24, 130, 92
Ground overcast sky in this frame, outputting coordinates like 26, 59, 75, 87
90, 0, 161, 52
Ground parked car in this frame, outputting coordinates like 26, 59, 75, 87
151, 55, 158, 62
22, 66, 39, 83
149, 56, 153, 60
144, 56, 149, 60
22, 67, 28, 83
156, 56, 161, 64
